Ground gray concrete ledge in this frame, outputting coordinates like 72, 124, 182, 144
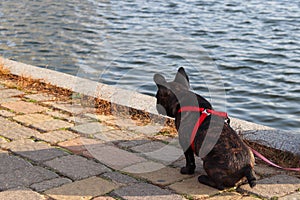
1, 57, 299, 156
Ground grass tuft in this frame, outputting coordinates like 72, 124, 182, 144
0, 62, 72, 100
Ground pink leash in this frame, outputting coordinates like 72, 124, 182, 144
251, 148, 300, 172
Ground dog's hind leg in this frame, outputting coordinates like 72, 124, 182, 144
180, 147, 196, 175
244, 165, 256, 188
198, 175, 225, 190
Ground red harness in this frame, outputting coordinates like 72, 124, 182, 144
178, 106, 300, 171
178, 106, 229, 153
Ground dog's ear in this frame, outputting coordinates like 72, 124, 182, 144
174, 67, 189, 89
153, 73, 167, 87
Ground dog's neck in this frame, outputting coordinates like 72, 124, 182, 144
174, 92, 212, 115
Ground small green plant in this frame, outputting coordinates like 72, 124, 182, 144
71, 93, 82, 99
58, 127, 68, 131
56, 146, 73, 155
25, 98, 38, 103
156, 130, 170, 136
0, 135, 10, 142
183, 194, 194, 200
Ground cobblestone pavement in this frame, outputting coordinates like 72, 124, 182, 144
0, 80, 299, 200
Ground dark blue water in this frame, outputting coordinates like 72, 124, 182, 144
0, 0, 299, 132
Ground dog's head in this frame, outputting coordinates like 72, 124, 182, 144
153, 67, 190, 117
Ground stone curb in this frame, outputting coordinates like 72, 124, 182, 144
1, 57, 299, 156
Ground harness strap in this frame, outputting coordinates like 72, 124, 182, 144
189, 112, 209, 152
178, 106, 228, 118
178, 106, 228, 153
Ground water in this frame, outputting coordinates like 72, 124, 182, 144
0, 0, 299, 132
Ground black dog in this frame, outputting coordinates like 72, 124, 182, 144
154, 67, 256, 190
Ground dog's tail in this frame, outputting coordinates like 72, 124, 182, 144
244, 165, 257, 188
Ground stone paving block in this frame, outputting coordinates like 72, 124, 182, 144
46, 110, 70, 119
30, 177, 72, 192
169, 176, 220, 199
280, 192, 300, 200
131, 166, 193, 186
31, 119, 73, 132
2, 139, 68, 162
101, 171, 139, 185
0, 154, 32, 174
58, 137, 105, 155
122, 161, 166, 174
1, 101, 48, 114
84, 113, 116, 122
51, 102, 95, 115
86, 145, 147, 170
0, 187, 45, 200
40, 101, 55, 106
128, 124, 163, 136
239, 174, 300, 199
131, 141, 166, 153
44, 155, 111, 180
105, 118, 136, 128
58, 137, 88, 154
0, 166, 58, 190
116, 139, 150, 149
207, 192, 258, 200
67, 115, 95, 124
81, 150, 94, 159
0, 89, 25, 98
71, 122, 113, 136
131, 141, 183, 165
0, 126, 39, 140
0, 109, 15, 117
0, 97, 20, 104
93, 197, 116, 200
109, 119, 162, 136
244, 197, 262, 200
113, 182, 186, 200
207, 192, 241, 200
25, 93, 56, 101
45, 176, 119, 200
0, 116, 22, 131
13, 113, 53, 125
152, 134, 176, 143
94, 129, 143, 142
35, 130, 79, 145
